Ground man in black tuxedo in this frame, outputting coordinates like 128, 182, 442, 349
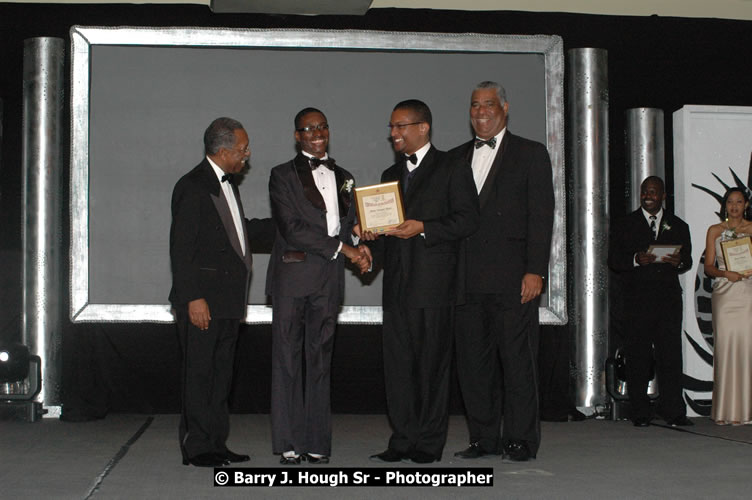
266, 108, 370, 465
609, 176, 693, 427
366, 99, 479, 464
451, 81, 554, 463
170, 117, 270, 467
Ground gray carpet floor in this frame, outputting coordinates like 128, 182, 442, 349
0, 414, 750, 499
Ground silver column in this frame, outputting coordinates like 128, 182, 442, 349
22, 37, 65, 411
566, 48, 610, 409
626, 108, 665, 210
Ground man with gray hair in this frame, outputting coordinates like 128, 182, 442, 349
450, 81, 554, 462
170, 117, 271, 467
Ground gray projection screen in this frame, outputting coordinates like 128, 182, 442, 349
69, 27, 566, 325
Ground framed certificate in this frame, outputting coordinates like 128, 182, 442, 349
720, 236, 752, 274
354, 181, 405, 233
647, 244, 681, 260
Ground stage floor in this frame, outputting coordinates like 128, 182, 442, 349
1, 413, 750, 499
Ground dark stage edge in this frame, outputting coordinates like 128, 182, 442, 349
1, 414, 750, 499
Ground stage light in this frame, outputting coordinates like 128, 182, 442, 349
0, 342, 43, 421
0, 343, 31, 384
605, 348, 659, 420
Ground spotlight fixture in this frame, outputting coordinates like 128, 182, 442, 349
0, 342, 43, 421
0, 343, 31, 385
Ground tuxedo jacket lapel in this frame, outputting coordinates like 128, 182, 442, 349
632, 210, 656, 244
293, 153, 326, 212
210, 189, 246, 263
334, 167, 352, 219
197, 160, 251, 270
654, 213, 671, 242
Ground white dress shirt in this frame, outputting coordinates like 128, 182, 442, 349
471, 128, 506, 193
303, 152, 343, 258
642, 207, 663, 238
406, 141, 432, 172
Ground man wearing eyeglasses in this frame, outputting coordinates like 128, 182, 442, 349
170, 117, 271, 467
266, 107, 370, 465
363, 99, 479, 464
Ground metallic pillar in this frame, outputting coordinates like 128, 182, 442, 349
22, 37, 65, 410
566, 48, 610, 409
626, 108, 665, 210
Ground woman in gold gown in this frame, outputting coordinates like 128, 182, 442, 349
704, 187, 752, 425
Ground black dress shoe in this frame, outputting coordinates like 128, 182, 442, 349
632, 417, 651, 427
184, 452, 229, 467
305, 454, 330, 464
280, 454, 302, 465
502, 441, 532, 463
666, 416, 694, 427
369, 448, 404, 463
224, 450, 250, 463
454, 442, 487, 459
408, 450, 440, 464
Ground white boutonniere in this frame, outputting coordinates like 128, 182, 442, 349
341, 179, 354, 193
661, 221, 671, 232
722, 228, 737, 240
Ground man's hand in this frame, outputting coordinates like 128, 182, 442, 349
636, 251, 657, 266
188, 298, 211, 330
352, 223, 362, 239
360, 229, 379, 241
358, 244, 373, 273
388, 219, 424, 239
342, 243, 371, 274
661, 253, 681, 267
520, 273, 543, 304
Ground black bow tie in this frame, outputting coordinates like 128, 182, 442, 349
221, 173, 234, 184
405, 153, 418, 165
474, 137, 497, 149
309, 157, 335, 170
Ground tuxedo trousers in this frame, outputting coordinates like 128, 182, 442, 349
455, 293, 541, 456
270, 271, 339, 456
623, 290, 686, 420
176, 312, 239, 460
382, 303, 452, 459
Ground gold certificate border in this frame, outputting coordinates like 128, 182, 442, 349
354, 181, 405, 233
720, 235, 752, 273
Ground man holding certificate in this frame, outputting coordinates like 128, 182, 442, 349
609, 176, 693, 427
363, 99, 479, 464
266, 107, 370, 465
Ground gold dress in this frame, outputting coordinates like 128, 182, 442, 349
711, 235, 752, 424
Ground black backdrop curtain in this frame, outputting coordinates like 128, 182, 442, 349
1, 5, 751, 417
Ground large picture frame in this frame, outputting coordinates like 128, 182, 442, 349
70, 26, 566, 325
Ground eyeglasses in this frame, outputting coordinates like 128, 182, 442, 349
228, 146, 250, 155
388, 121, 423, 131
296, 123, 329, 133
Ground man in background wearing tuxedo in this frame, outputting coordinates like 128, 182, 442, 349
609, 176, 693, 427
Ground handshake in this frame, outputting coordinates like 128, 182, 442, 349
342, 244, 372, 274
